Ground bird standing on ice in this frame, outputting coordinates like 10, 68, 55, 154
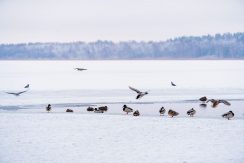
133, 110, 140, 116
123, 105, 133, 114
159, 107, 166, 116
46, 104, 51, 113
129, 86, 148, 99
222, 111, 234, 120
168, 109, 179, 117
187, 108, 196, 117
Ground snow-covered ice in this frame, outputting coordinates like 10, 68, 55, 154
1, 112, 244, 163
0, 60, 244, 162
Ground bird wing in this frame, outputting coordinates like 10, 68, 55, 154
24, 84, 29, 88
5, 92, 18, 95
16, 90, 27, 95
219, 100, 231, 106
129, 86, 141, 93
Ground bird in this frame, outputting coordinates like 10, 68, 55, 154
129, 86, 148, 99
159, 107, 166, 116
222, 111, 234, 120
87, 107, 94, 112
187, 108, 196, 117
207, 99, 231, 108
66, 109, 74, 112
133, 110, 140, 116
24, 84, 30, 88
74, 68, 87, 71
168, 109, 179, 117
5, 90, 28, 96
199, 96, 207, 102
171, 81, 176, 86
46, 104, 51, 113
123, 105, 133, 114
94, 108, 104, 113
98, 106, 108, 112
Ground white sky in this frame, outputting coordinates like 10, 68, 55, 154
0, 0, 243, 43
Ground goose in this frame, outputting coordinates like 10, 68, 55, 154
129, 86, 148, 99
168, 109, 179, 117
123, 105, 133, 114
222, 111, 234, 120
187, 108, 196, 117
159, 107, 166, 116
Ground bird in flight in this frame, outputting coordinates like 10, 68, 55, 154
24, 84, 30, 88
129, 86, 148, 99
5, 90, 28, 96
74, 68, 87, 71
171, 81, 176, 86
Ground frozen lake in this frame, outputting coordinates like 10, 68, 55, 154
1, 60, 244, 163
0, 60, 244, 107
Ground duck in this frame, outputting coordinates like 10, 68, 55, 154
199, 96, 207, 102
187, 108, 196, 117
207, 99, 231, 108
129, 86, 148, 99
168, 109, 179, 117
94, 108, 104, 113
66, 109, 74, 112
222, 111, 234, 120
123, 105, 133, 114
159, 107, 166, 116
133, 110, 140, 116
46, 104, 51, 113
98, 106, 108, 112
87, 106, 94, 112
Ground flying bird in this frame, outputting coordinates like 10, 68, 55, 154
207, 99, 231, 108
24, 84, 30, 88
5, 90, 28, 96
171, 81, 176, 86
74, 68, 87, 71
129, 86, 148, 99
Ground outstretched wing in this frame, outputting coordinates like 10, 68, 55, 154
219, 100, 231, 106
17, 90, 27, 95
5, 92, 18, 95
129, 86, 141, 93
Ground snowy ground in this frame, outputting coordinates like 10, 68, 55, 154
1, 104, 244, 163
1, 60, 244, 162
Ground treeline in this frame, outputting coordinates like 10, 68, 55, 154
0, 33, 244, 59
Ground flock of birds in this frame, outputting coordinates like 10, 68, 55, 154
5, 68, 234, 120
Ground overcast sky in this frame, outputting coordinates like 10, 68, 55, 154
0, 0, 243, 43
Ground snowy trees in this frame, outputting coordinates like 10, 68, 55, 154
0, 33, 243, 59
